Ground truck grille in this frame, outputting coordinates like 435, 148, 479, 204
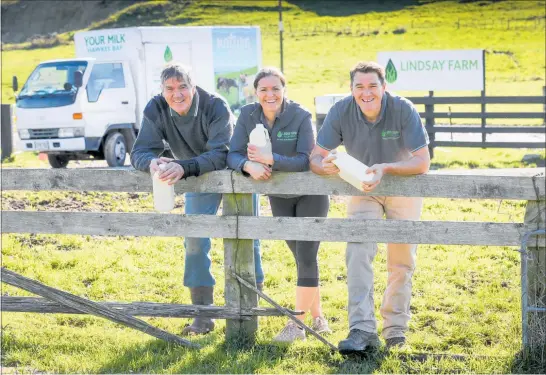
29, 128, 59, 139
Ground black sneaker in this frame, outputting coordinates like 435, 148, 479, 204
338, 329, 380, 355
385, 336, 406, 350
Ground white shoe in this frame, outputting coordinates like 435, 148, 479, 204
311, 316, 332, 334
273, 321, 306, 343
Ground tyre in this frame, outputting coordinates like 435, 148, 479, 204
121, 128, 137, 153
47, 154, 70, 168
104, 132, 127, 167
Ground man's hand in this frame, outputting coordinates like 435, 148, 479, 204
247, 144, 273, 166
244, 160, 272, 180
362, 163, 386, 192
149, 158, 164, 175
152, 157, 185, 185
321, 153, 340, 175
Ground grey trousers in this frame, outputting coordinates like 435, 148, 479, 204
346, 195, 423, 339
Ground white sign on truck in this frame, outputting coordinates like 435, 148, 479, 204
13, 26, 261, 168
377, 49, 484, 91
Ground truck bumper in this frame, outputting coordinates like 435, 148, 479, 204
18, 137, 86, 152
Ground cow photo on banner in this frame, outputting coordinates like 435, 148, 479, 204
212, 27, 261, 115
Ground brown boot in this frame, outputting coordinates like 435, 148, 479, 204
181, 286, 215, 336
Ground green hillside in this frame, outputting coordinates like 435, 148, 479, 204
2, 0, 545, 116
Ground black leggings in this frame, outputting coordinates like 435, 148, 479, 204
268, 195, 330, 287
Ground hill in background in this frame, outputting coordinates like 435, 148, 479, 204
2, 0, 544, 114
1, 0, 146, 44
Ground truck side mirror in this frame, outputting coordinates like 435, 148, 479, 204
12, 76, 18, 92
74, 70, 83, 88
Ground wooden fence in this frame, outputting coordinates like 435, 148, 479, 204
1, 168, 545, 351
407, 89, 546, 158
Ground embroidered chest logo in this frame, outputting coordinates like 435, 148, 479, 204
276, 130, 297, 141
381, 130, 401, 140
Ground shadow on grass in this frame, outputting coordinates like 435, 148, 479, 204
286, 0, 423, 17
97, 331, 386, 373
510, 348, 546, 374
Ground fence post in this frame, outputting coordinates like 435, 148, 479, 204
425, 91, 435, 159
481, 89, 487, 145
542, 86, 546, 125
222, 192, 258, 343
522, 198, 546, 356
1, 104, 13, 161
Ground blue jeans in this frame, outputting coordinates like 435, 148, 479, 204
183, 192, 264, 287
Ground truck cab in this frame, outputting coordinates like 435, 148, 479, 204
13, 58, 136, 168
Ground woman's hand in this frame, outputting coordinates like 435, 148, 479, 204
247, 144, 274, 166
243, 160, 272, 180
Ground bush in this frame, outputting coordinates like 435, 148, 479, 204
27, 33, 60, 49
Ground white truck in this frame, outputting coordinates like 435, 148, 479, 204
314, 93, 347, 133
12, 26, 262, 168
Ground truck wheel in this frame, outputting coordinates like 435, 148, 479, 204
121, 129, 137, 153
48, 154, 70, 169
104, 132, 127, 167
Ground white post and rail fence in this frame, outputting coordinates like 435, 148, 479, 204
1, 168, 545, 352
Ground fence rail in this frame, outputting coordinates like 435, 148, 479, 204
406, 90, 546, 156
1, 168, 545, 350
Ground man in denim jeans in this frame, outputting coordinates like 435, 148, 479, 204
131, 63, 264, 335
310, 61, 430, 354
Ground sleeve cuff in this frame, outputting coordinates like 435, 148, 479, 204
173, 159, 200, 178
273, 153, 281, 167
237, 159, 250, 177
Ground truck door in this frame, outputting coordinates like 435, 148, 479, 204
83, 62, 136, 139
144, 43, 192, 99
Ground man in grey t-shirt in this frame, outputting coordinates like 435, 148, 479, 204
310, 61, 430, 354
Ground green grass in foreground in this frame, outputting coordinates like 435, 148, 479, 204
1, 147, 545, 373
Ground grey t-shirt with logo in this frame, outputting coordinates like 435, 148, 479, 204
316, 91, 429, 166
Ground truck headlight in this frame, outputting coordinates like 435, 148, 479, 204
58, 127, 85, 138
18, 129, 30, 139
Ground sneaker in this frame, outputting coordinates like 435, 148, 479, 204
338, 329, 380, 355
385, 336, 406, 350
311, 316, 332, 334
273, 321, 306, 343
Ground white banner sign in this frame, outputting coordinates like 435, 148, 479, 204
377, 50, 484, 91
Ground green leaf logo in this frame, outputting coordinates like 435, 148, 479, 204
277, 131, 283, 138
164, 46, 173, 62
385, 58, 397, 84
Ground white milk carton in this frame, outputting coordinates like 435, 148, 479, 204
329, 149, 374, 190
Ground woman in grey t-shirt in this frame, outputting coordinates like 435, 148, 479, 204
227, 67, 330, 343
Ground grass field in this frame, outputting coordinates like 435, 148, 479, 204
2, 147, 545, 373
1, 0, 546, 373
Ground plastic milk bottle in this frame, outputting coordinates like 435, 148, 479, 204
329, 149, 374, 190
249, 123, 272, 154
153, 164, 175, 212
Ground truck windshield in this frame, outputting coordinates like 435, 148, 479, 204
17, 61, 88, 108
